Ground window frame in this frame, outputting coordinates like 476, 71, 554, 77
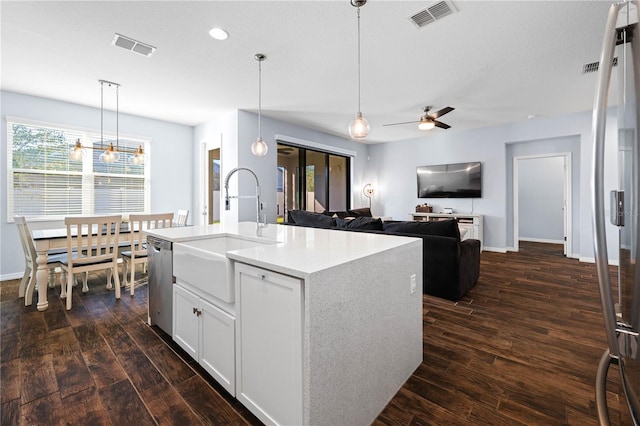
6, 116, 151, 222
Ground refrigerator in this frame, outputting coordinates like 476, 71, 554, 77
593, 1, 640, 424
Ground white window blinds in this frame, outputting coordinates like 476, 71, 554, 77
7, 118, 150, 220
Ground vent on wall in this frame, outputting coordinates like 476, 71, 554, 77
582, 57, 618, 74
111, 33, 156, 57
409, 1, 457, 28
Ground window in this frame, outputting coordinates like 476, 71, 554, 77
7, 117, 150, 221
276, 143, 351, 220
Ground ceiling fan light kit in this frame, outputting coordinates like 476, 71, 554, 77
384, 105, 455, 131
418, 118, 435, 130
348, 0, 370, 140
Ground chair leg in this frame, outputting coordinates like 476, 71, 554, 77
106, 269, 113, 290
48, 269, 56, 288
60, 269, 67, 299
66, 271, 73, 310
24, 268, 36, 306
122, 259, 129, 288
18, 267, 31, 298
59, 271, 67, 299
82, 272, 89, 293
113, 265, 121, 300
130, 263, 136, 296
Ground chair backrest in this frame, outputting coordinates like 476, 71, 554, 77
176, 209, 189, 226
65, 215, 122, 267
128, 213, 174, 255
14, 216, 36, 267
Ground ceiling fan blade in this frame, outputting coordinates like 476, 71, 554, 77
434, 120, 451, 129
382, 120, 420, 127
429, 106, 455, 119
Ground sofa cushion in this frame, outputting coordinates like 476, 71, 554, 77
322, 210, 349, 219
347, 207, 372, 218
336, 216, 383, 230
383, 219, 460, 240
289, 210, 336, 228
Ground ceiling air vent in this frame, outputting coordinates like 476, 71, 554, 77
582, 57, 618, 74
112, 33, 156, 57
409, 1, 457, 28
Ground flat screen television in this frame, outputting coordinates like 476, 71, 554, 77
417, 161, 482, 198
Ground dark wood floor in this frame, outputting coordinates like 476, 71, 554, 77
0, 242, 630, 425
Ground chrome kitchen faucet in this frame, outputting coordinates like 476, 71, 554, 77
223, 167, 267, 236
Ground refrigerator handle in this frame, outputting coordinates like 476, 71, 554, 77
592, 2, 624, 359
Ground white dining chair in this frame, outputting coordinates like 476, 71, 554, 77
14, 216, 67, 307
175, 209, 189, 226
122, 212, 173, 295
59, 215, 122, 310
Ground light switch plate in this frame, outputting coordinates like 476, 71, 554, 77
410, 274, 417, 295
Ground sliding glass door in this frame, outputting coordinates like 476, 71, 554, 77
276, 143, 350, 222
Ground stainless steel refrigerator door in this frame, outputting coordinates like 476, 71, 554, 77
593, 2, 640, 424
616, 2, 640, 423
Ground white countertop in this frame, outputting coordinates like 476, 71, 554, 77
147, 222, 420, 279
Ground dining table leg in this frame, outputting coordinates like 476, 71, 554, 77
35, 249, 49, 311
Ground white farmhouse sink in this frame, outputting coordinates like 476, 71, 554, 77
173, 235, 275, 303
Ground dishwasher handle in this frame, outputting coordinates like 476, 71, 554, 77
147, 235, 172, 251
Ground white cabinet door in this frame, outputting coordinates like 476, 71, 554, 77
173, 284, 199, 359
235, 263, 303, 426
200, 297, 235, 395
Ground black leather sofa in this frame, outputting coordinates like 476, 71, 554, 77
285, 209, 481, 301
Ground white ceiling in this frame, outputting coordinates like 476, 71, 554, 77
0, 0, 628, 143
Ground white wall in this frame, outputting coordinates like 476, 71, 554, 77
1, 90, 194, 279
367, 108, 620, 260
518, 156, 565, 242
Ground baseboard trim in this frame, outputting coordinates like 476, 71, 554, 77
483, 246, 508, 253
519, 237, 565, 244
1, 272, 24, 281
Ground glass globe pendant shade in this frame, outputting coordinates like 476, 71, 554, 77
99, 143, 120, 163
348, 112, 370, 139
418, 119, 435, 130
128, 145, 146, 165
251, 137, 268, 156
69, 139, 86, 161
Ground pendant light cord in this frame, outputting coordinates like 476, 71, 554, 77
100, 81, 104, 149
116, 83, 119, 151
258, 59, 262, 137
357, 6, 361, 113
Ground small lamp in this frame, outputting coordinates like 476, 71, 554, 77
363, 183, 374, 208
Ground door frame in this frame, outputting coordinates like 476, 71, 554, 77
513, 152, 572, 255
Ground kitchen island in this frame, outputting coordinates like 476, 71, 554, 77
146, 222, 422, 426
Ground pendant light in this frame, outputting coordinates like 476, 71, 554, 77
348, 0, 370, 140
69, 80, 145, 165
251, 53, 268, 156
99, 80, 120, 163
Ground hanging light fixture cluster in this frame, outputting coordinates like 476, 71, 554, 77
348, 0, 370, 140
69, 80, 145, 165
251, 53, 269, 156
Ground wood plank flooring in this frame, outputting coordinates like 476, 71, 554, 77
0, 242, 630, 425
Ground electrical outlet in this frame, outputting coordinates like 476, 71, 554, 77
410, 274, 417, 295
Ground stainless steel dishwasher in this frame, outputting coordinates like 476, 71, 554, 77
147, 235, 174, 336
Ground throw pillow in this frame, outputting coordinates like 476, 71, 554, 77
289, 210, 336, 228
323, 210, 349, 219
347, 207, 372, 217
341, 216, 383, 230
383, 219, 460, 239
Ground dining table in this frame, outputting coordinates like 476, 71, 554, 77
31, 222, 138, 311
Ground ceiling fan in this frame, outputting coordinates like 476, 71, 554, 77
383, 106, 455, 130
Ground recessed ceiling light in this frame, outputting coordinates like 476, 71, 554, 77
209, 27, 229, 40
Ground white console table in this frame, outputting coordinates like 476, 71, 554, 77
410, 212, 483, 251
